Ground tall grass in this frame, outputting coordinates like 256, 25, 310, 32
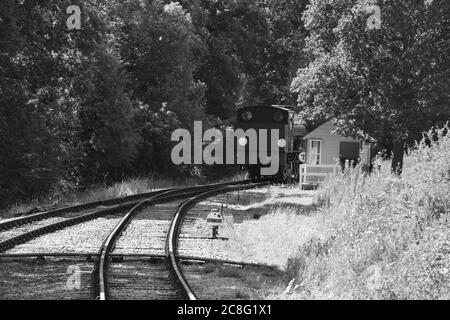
224, 208, 326, 268
273, 127, 449, 299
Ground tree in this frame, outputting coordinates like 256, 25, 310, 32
254, 0, 309, 104
291, 0, 450, 174
106, 1, 209, 175
0, 0, 104, 205
184, 0, 269, 118
184, 0, 309, 117
112, 1, 206, 126
76, 46, 141, 184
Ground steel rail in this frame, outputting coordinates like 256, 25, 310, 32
94, 180, 252, 300
0, 189, 172, 232
0, 179, 250, 232
166, 181, 268, 300
0, 181, 251, 254
0, 202, 137, 253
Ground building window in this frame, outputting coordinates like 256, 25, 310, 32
309, 139, 321, 164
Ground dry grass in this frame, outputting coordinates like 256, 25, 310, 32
1, 177, 174, 219
267, 127, 450, 300
225, 208, 325, 269
1, 173, 246, 219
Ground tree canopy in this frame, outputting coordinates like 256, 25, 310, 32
0, 0, 309, 208
291, 0, 450, 172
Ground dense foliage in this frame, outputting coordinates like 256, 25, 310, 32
0, 0, 307, 208
291, 0, 450, 173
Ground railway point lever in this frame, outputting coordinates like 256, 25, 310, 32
206, 208, 223, 239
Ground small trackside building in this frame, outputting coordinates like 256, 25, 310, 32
300, 120, 372, 187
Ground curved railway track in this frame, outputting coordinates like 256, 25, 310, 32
0, 180, 249, 253
0, 179, 269, 300
95, 182, 267, 300
0, 189, 172, 232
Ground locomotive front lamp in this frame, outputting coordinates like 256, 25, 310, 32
273, 111, 284, 122
238, 137, 248, 146
277, 138, 287, 148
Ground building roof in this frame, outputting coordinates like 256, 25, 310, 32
241, 105, 295, 112
304, 120, 375, 142
303, 120, 333, 140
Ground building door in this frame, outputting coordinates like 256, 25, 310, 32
339, 142, 360, 168
309, 139, 321, 164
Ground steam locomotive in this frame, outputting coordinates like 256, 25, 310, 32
235, 105, 307, 181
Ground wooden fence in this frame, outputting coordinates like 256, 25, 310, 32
299, 164, 337, 188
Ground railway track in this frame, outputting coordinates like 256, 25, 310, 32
0, 179, 269, 300
0, 189, 172, 232
94, 182, 267, 300
0, 180, 249, 253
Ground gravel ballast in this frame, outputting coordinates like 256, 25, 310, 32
4, 215, 122, 254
